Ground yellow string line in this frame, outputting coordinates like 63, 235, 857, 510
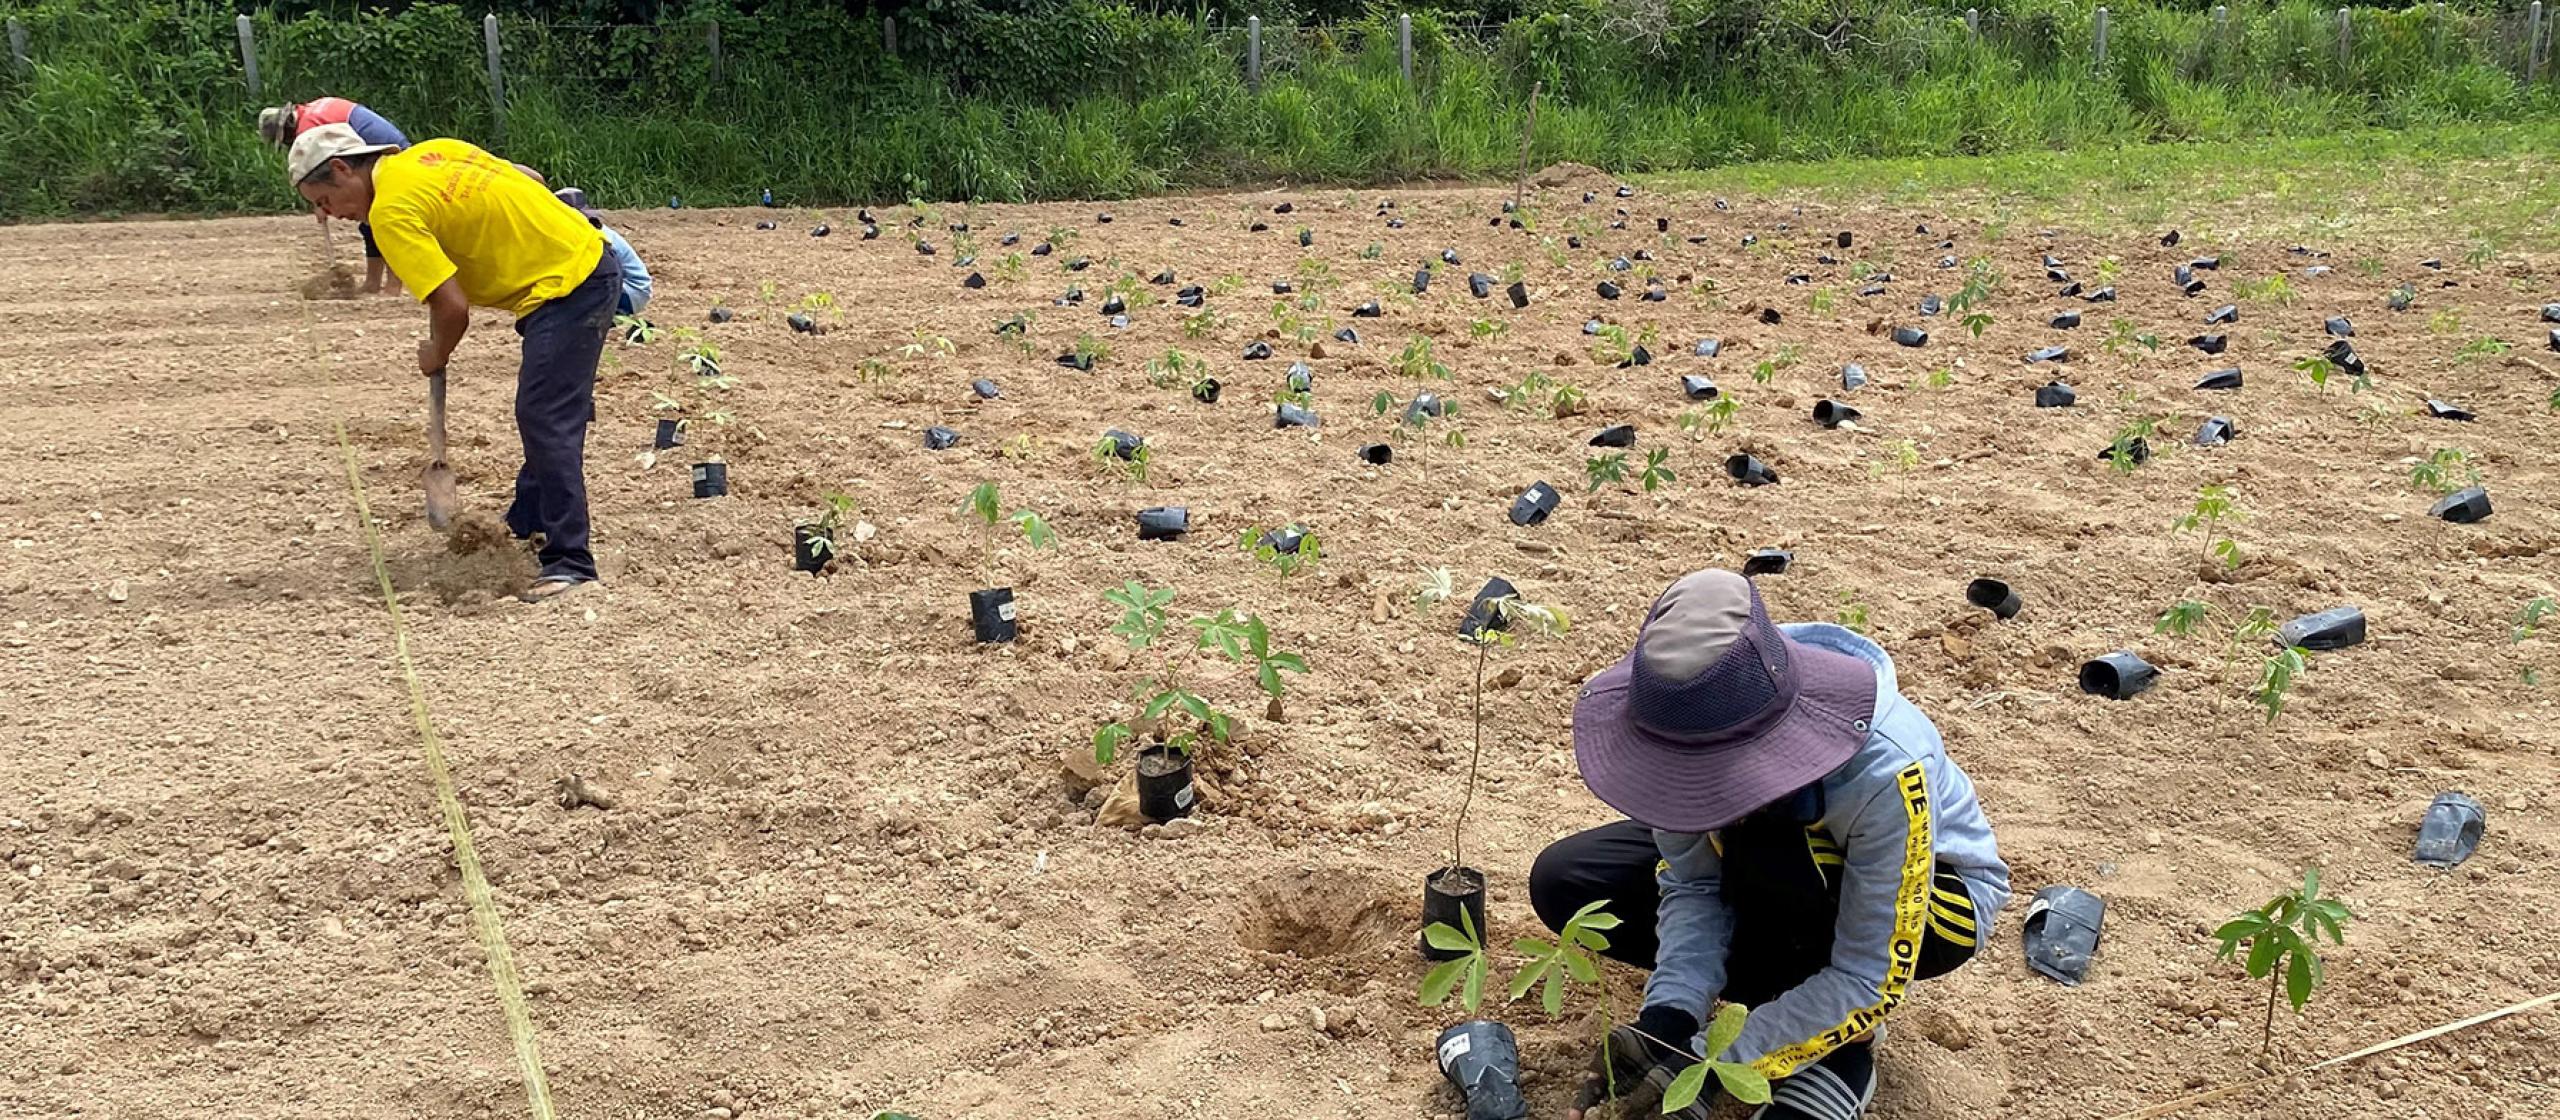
306, 293, 556, 1120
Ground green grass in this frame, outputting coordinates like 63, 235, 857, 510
1650, 122, 2560, 252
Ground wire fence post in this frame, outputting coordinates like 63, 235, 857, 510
2335, 7, 2351, 69
9, 17, 30, 76
2093, 6, 2110, 69
1398, 14, 1413, 86
706, 19, 722, 87
482, 12, 506, 144
2530, 1, 2546, 83
1965, 9, 1980, 37
883, 15, 898, 57
1247, 15, 1261, 90
235, 14, 260, 99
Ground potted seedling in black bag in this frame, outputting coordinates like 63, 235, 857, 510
1091, 586, 1305, 822
793, 491, 857, 574
1414, 570, 1568, 959
960, 482, 1056, 643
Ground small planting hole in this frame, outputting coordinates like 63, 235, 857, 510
1237, 869, 1397, 959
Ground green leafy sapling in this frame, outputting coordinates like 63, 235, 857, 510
800, 490, 858, 563
2294, 355, 2335, 394
1551, 384, 1589, 419
1660, 1004, 1775, 1111
2254, 645, 2312, 724
1834, 591, 1871, 635
1585, 452, 1629, 494
2214, 867, 2354, 1059
962, 481, 1054, 589
2172, 483, 2243, 570
1089, 435, 1152, 484
1239, 526, 1322, 589
1396, 336, 1453, 380
1639, 448, 1676, 493
2156, 599, 2210, 638
1508, 900, 1621, 1016
1447, 595, 1568, 875
2408, 448, 2479, 495
2512, 597, 2553, 685
1092, 583, 1236, 766
616, 313, 660, 346
1420, 907, 1491, 1012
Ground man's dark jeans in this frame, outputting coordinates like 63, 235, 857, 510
505, 248, 620, 583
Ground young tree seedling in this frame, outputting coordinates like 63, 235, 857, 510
2513, 597, 2552, 685
1585, 452, 1628, 494
1088, 436, 1151, 484
1639, 448, 1676, 493
1550, 383, 1589, 419
1508, 899, 1622, 1016
1446, 594, 1567, 876
963, 481, 1055, 589
1419, 907, 1491, 1013
796, 491, 858, 564
2172, 483, 2243, 570
1091, 583, 1229, 766
1396, 336, 1453, 380
1834, 591, 1871, 635
616, 314, 660, 346
1660, 1003, 1776, 1110
2254, 644, 2312, 724
2214, 866, 2353, 1059
2156, 599, 2211, 638
1239, 526, 1321, 589
2408, 448, 2479, 495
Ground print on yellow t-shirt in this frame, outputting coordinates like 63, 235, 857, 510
366, 139, 603, 318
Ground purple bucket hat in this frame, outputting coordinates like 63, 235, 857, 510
1572, 570, 1879, 833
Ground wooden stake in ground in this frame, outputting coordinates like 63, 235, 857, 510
1513, 81, 1543, 210
424, 367, 458, 531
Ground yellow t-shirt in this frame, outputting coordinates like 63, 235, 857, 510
367, 139, 602, 317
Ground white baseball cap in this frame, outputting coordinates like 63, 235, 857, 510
286, 123, 398, 186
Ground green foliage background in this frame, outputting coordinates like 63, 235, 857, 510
0, 0, 2549, 217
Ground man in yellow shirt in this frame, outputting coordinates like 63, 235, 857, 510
289, 124, 621, 601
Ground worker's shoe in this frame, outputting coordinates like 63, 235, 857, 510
519, 575, 595, 604
1750, 1039, 1876, 1120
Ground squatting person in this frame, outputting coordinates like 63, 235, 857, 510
287, 124, 621, 602
259, 97, 410, 294
1535, 569, 2010, 1120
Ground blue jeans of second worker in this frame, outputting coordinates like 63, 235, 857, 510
505, 248, 620, 583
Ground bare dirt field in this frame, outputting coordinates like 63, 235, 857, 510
5, 165, 2558, 1120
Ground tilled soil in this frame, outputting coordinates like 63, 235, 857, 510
4, 175, 2557, 1120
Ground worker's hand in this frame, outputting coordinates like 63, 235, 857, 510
418, 339, 446, 377
1565, 1007, 1701, 1120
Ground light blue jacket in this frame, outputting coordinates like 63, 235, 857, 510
600, 225, 652, 316
1644, 624, 2010, 1079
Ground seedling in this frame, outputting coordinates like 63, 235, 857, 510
1499, 370, 1555, 414
1447, 594, 1568, 876
2102, 320, 2163, 365
2519, 597, 2555, 685
1088, 435, 1151, 484
1588, 323, 1636, 366
1360, 242, 1385, 261
2426, 308, 2463, 336
1419, 908, 1491, 1012
963, 481, 1055, 589
1948, 258, 1999, 313
1145, 348, 1206, 390
1000, 434, 1037, 462
2156, 599, 2210, 638
2234, 275, 2297, 306
2106, 414, 2162, 475
616, 314, 660, 346
1807, 287, 1836, 316
1073, 332, 1111, 368
679, 338, 724, 379
1090, 584, 1237, 766
2385, 282, 2416, 312
1925, 366, 1954, 390
1833, 592, 1872, 634
1638, 448, 1675, 492
2254, 644, 2312, 724
1584, 452, 1628, 494
2172, 483, 2243, 569
2454, 336, 2510, 364
1960, 309, 1994, 338
1191, 607, 1306, 706
992, 252, 1027, 283
1702, 395, 1742, 434
2294, 355, 2335, 394
1415, 566, 1456, 610
1239, 525, 1322, 589
1469, 317, 1509, 339
1660, 1004, 1776, 1110
1508, 899, 1621, 1015
2407, 448, 2478, 495
1181, 308, 1224, 340
1550, 384, 1589, 419
799, 491, 857, 563
1395, 336, 1452, 380
2213, 867, 2353, 1059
